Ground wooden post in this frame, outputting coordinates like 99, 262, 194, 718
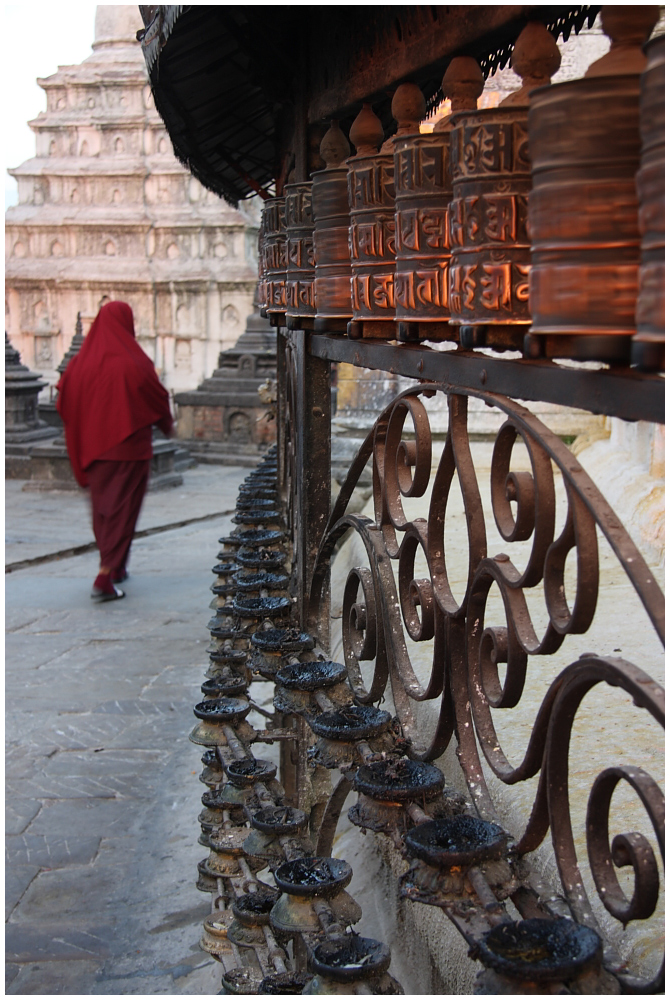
294, 329, 331, 646
276, 330, 287, 501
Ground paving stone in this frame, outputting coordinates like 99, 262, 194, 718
5, 964, 20, 990
4, 609, 52, 633
5, 864, 40, 919
5, 467, 247, 994
5, 922, 117, 962
26, 798, 146, 840
6, 833, 101, 868
93, 958, 221, 996
7, 959, 104, 996
6, 743, 61, 781
91, 699, 187, 716
42, 747, 167, 777
7, 673, 166, 715
5, 797, 42, 836
5, 632, 85, 669
37, 637, 198, 675
10, 865, 134, 921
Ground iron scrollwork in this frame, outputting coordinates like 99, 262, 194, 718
307, 384, 665, 992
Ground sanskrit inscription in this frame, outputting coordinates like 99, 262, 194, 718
348, 161, 395, 210
395, 141, 450, 194
287, 236, 315, 271
396, 208, 449, 254
451, 118, 529, 181
449, 259, 530, 321
285, 279, 315, 311
449, 193, 528, 249
349, 220, 396, 261
395, 264, 449, 316
351, 273, 395, 315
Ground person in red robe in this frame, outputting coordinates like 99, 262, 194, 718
57, 301, 173, 602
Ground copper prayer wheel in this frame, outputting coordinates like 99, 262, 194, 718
262, 195, 287, 323
527, 76, 642, 362
448, 106, 531, 351
633, 34, 664, 371
313, 165, 351, 332
394, 133, 452, 338
390, 76, 458, 343
284, 181, 315, 329
312, 120, 351, 333
347, 105, 396, 338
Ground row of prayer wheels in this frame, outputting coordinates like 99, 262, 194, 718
258, 8, 664, 371
192, 448, 405, 994
193, 448, 615, 992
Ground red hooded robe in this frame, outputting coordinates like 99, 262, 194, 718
56, 301, 172, 487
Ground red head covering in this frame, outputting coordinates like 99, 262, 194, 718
56, 301, 172, 487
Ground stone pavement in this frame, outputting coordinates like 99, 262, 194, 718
5, 464, 248, 995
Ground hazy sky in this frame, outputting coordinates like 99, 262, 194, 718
3, 2, 99, 209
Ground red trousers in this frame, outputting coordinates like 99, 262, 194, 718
87, 459, 150, 572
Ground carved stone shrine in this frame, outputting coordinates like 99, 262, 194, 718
174, 302, 277, 466
5, 334, 59, 478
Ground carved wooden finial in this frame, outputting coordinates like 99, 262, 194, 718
586, 6, 659, 77
434, 56, 484, 131
320, 120, 351, 168
391, 82, 426, 135
499, 22, 561, 107
380, 82, 426, 151
349, 103, 384, 157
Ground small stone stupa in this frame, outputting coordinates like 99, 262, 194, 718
174, 301, 276, 466
5, 334, 59, 476
38, 313, 86, 429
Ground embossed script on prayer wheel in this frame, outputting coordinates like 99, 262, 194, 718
528, 76, 642, 361
284, 182, 315, 328
394, 135, 451, 326
263, 196, 287, 318
348, 158, 396, 323
313, 121, 352, 334
448, 109, 531, 343
633, 35, 665, 371
394, 63, 482, 343
347, 104, 396, 337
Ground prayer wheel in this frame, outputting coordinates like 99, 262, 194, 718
346, 104, 396, 339
394, 62, 483, 343
262, 195, 287, 325
284, 181, 315, 330
526, 7, 659, 362
312, 121, 352, 334
633, 34, 665, 371
449, 23, 561, 352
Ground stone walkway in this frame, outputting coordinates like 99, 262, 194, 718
6, 465, 248, 995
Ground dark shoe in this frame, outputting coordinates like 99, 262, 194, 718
91, 584, 125, 603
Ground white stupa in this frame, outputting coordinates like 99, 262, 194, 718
5, 6, 259, 393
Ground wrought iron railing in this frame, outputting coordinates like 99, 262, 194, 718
278, 328, 664, 993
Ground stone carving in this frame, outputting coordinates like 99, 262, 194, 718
174, 299, 276, 466
5, 5, 258, 392
5, 333, 58, 477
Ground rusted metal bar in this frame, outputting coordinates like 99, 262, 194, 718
309, 333, 665, 424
